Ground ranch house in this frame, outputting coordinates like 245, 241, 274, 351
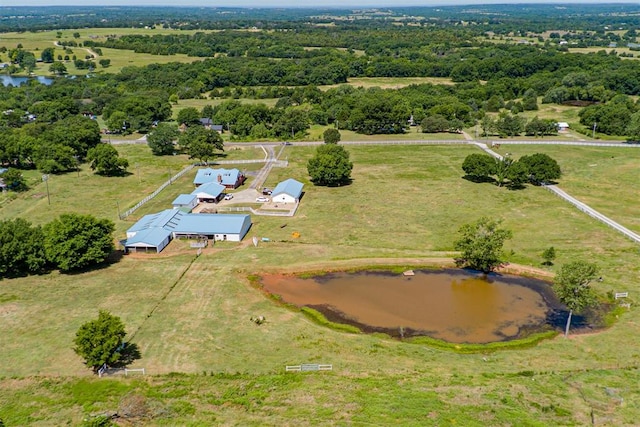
194, 168, 246, 189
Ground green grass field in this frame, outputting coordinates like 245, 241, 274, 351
496, 144, 640, 233
0, 144, 263, 234
0, 28, 214, 75
2, 143, 640, 425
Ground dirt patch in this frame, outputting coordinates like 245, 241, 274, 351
497, 263, 554, 279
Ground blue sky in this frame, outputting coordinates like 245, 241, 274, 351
4, 1, 639, 7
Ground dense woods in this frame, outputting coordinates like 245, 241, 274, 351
2, 3, 640, 177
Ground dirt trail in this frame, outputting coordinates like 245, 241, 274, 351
53, 41, 99, 59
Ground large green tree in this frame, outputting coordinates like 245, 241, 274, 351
272, 108, 310, 139
421, 115, 450, 133
625, 110, 640, 142
454, 217, 513, 273
323, 128, 341, 144
187, 139, 221, 164
307, 143, 353, 186
524, 117, 557, 137
41, 47, 55, 63
34, 142, 76, 174
87, 143, 129, 176
43, 214, 115, 272
519, 153, 562, 184
461, 153, 496, 182
554, 261, 599, 337
179, 126, 224, 152
74, 310, 127, 373
106, 111, 129, 135
1, 168, 28, 192
177, 107, 202, 127
147, 123, 179, 156
46, 116, 102, 158
0, 218, 47, 278
495, 112, 526, 137
49, 61, 67, 75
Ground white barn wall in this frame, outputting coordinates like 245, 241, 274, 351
272, 193, 296, 204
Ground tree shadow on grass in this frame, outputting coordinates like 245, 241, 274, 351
311, 178, 354, 187
60, 250, 125, 276
529, 179, 559, 186
462, 175, 496, 184
95, 170, 133, 178
506, 182, 527, 191
112, 342, 142, 368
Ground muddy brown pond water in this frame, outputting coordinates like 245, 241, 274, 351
260, 269, 565, 344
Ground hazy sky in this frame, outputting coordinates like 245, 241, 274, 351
3, 0, 639, 7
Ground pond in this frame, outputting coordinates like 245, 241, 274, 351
260, 269, 565, 344
0, 75, 54, 86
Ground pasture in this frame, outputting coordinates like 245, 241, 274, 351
0, 28, 209, 76
497, 144, 640, 233
1, 143, 640, 425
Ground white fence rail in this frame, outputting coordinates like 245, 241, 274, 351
543, 185, 640, 244
286, 364, 333, 372
472, 142, 640, 246
98, 365, 146, 377
214, 159, 288, 166
119, 164, 195, 220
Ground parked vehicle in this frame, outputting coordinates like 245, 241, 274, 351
256, 196, 270, 202
224, 193, 233, 200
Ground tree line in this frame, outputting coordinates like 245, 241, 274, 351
462, 152, 562, 189
0, 214, 115, 279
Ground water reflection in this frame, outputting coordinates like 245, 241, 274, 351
0, 75, 54, 86
261, 269, 561, 344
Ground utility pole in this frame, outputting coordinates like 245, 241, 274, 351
42, 174, 50, 205
593, 122, 597, 139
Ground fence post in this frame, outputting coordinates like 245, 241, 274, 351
119, 164, 194, 220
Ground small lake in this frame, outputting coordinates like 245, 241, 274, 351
0, 75, 54, 86
261, 269, 564, 344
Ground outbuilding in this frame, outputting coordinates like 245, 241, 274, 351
124, 209, 252, 252
124, 210, 181, 253
171, 213, 252, 242
191, 181, 226, 203
271, 178, 304, 204
172, 194, 198, 211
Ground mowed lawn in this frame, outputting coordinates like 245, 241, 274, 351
2, 144, 640, 425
